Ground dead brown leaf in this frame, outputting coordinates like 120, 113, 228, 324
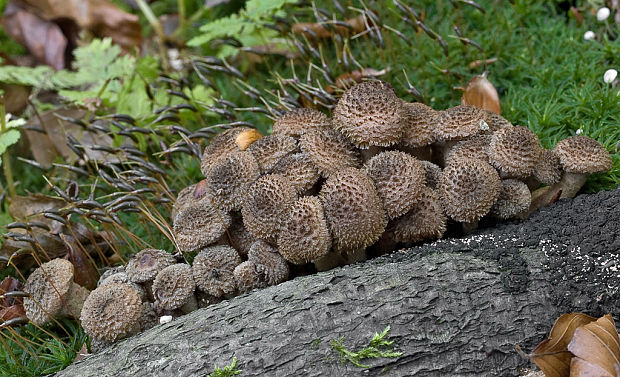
568, 314, 620, 377
8, 194, 65, 226
0, 276, 24, 307
0, 304, 26, 322
72, 343, 90, 363
61, 234, 99, 290
461, 73, 501, 115
530, 313, 597, 377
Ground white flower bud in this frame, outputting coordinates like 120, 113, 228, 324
159, 315, 173, 324
576, 128, 584, 135
597, 7, 610, 22
583, 31, 596, 41
603, 69, 618, 84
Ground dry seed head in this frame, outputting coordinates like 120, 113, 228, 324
270, 152, 320, 194
206, 151, 260, 211
300, 127, 362, 178
489, 125, 542, 179
247, 241, 290, 286
23, 258, 74, 326
400, 102, 437, 148
320, 168, 387, 253
333, 80, 406, 148
363, 151, 426, 219
439, 158, 501, 223
125, 249, 176, 283
172, 198, 232, 252
392, 187, 447, 243
152, 264, 195, 311
490, 179, 532, 219
200, 127, 252, 177
192, 245, 241, 297
247, 134, 298, 173
277, 196, 331, 265
272, 108, 330, 138
434, 105, 487, 142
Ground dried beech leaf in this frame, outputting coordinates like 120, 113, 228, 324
568, 314, 620, 377
61, 234, 99, 290
531, 313, 597, 377
0, 276, 24, 307
461, 74, 501, 115
0, 304, 26, 322
8, 194, 65, 227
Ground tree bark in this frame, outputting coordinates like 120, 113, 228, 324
56, 188, 620, 377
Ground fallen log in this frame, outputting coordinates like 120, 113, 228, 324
57, 188, 620, 377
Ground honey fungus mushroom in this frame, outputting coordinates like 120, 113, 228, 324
333, 80, 406, 148
152, 264, 195, 311
233, 261, 267, 294
205, 150, 260, 211
247, 134, 298, 173
490, 179, 532, 220
399, 102, 437, 149
488, 125, 542, 179
172, 197, 232, 252
200, 127, 253, 177
125, 249, 176, 284
300, 127, 361, 178
392, 187, 447, 243
192, 245, 241, 297
247, 241, 290, 286
272, 108, 330, 138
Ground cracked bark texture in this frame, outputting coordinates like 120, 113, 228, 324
57, 188, 620, 377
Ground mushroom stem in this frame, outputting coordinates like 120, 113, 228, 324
558, 172, 588, 199
343, 248, 367, 265
359, 146, 383, 162
313, 251, 345, 272
461, 221, 479, 234
518, 184, 563, 219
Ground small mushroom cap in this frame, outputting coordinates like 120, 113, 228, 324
363, 151, 426, 219
300, 127, 362, 178
271, 152, 320, 195
247, 134, 298, 173
80, 283, 142, 342
247, 241, 290, 286
171, 180, 209, 222
125, 249, 176, 283
60, 282, 90, 319
192, 245, 241, 297
152, 264, 195, 311
483, 110, 512, 132
400, 102, 437, 148
272, 108, 330, 138
206, 151, 260, 211
439, 158, 502, 223
173, 198, 232, 252
23, 258, 74, 326
392, 187, 447, 243
277, 196, 331, 265
490, 179, 532, 219
421, 161, 443, 189
241, 174, 297, 242
227, 213, 257, 257
98, 272, 147, 302
320, 168, 387, 254
233, 261, 267, 294
200, 127, 252, 177
434, 105, 487, 142
445, 134, 492, 165
333, 80, 406, 148
553, 135, 612, 174
489, 125, 542, 179
533, 148, 562, 186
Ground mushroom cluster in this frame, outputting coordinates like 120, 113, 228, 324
70, 79, 611, 345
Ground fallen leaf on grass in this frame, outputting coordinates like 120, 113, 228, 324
0, 277, 24, 307
568, 314, 620, 377
530, 313, 597, 377
72, 343, 90, 363
461, 73, 501, 115
61, 234, 99, 290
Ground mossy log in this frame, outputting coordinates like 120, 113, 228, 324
56, 188, 620, 377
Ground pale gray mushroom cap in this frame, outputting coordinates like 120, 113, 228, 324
300, 127, 362, 178
434, 105, 487, 142
192, 245, 241, 297
272, 108, 330, 138
97, 272, 147, 302
152, 264, 195, 311
490, 179, 532, 219
173, 198, 232, 252
277, 196, 331, 265
241, 174, 297, 242
363, 151, 426, 219
200, 127, 252, 177
247, 241, 290, 286
271, 152, 320, 194
489, 125, 542, 179
400, 102, 437, 148
125, 249, 176, 283
320, 168, 387, 254
439, 158, 501, 223
392, 187, 447, 243
247, 134, 298, 173
171, 180, 208, 222
23, 258, 74, 326
332, 80, 406, 148
80, 283, 142, 342
206, 151, 260, 211
553, 135, 612, 174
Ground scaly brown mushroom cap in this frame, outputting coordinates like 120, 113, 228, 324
300, 127, 362, 178
271, 152, 320, 195
227, 213, 257, 257
173, 198, 232, 252
434, 105, 487, 142
241, 174, 297, 242
533, 148, 562, 186
206, 151, 260, 211
192, 245, 241, 297
125, 249, 176, 283
97, 272, 147, 302
445, 134, 492, 165
23, 258, 74, 326
247, 134, 298, 173
200, 127, 252, 177
488, 125, 542, 179
439, 158, 501, 223
171, 180, 209, 222
80, 283, 142, 342
152, 264, 195, 311
332, 80, 406, 148
553, 135, 612, 174
60, 282, 90, 319
392, 187, 447, 243
247, 241, 290, 286
320, 168, 387, 254
490, 179, 532, 220
363, 151, 426, 219
233, 261, 267, 294
400, 102, 437, 148
272, 108, 330, 138
421, 161, 443, 189
277, 196, 331, 265
483, 110, 512, 132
